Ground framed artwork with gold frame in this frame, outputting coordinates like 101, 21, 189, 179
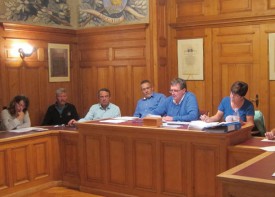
48, 43, 70, 82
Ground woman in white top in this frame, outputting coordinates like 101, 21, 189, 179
0, 95, 31, 131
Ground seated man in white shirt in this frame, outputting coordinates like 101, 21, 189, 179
68, 88, 121, 126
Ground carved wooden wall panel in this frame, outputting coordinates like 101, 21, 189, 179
268, 0, 275, 8
177, 0, 205, 18
219, 0, 252, 13
156, 0, 170, 93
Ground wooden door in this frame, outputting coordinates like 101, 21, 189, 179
212, 25, 269, 129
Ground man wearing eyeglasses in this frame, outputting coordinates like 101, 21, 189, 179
68, 88, 121, 126
152, 78, 199, 122
133, 80, 166, 118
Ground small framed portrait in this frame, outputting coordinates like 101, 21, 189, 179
48, 43, 70, 82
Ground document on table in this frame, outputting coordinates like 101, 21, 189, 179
99, 119, 127, 123
9, 127, 49, 133
261, 139, 275, 142
260, 146, 275, 151
113, 116, 138, 121
165, 121, 190, 125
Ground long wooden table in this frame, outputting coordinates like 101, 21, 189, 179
0, 121, 255, 197
77, 120, 253, 197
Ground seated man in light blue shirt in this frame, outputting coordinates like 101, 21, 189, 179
68, 88, 121, 126
133, 80, 166, 118
152, 78, 199, 122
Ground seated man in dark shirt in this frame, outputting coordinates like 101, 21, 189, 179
42, 88, 79, 126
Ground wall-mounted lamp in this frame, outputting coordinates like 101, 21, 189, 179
18, 45, 36, 59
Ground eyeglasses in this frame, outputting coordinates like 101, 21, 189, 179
169, 89, 181, 93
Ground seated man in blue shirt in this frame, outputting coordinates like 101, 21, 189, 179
133, 80, 166, 118
152, 78, 199, 122
68, 88, 121, 126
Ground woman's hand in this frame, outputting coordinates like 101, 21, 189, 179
200, 114, 210, 122
265, 132, 275, 140
17, 111, 24, 121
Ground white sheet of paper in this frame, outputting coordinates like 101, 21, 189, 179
9, 127, 48, 133
113, 116, 138, 121
260, 146, 275, 151
261, 139, 275, 142
99, 119, 127, 123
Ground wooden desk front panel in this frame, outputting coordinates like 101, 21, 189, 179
60, 131, 80, 186
78, 123, 252, 197
0, 135, 53, 195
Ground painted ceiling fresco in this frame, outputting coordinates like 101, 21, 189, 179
0, 0, 149, 29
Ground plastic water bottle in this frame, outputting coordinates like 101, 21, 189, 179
233, 108, 240, 122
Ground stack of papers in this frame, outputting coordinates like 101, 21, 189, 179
187, 121, 223, 130
188, 120, 241, 133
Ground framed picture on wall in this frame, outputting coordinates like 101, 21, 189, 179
269, 33, 275, 80
48, 43, 70, 82
177, 38, 204, 80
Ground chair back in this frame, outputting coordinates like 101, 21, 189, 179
253, 110, 266, 136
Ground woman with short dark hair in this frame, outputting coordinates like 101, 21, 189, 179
200, 81, 254, 125
0, 95, 31, 130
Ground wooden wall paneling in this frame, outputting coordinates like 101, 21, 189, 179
0, 23, 79, 127
131, 65, 147, 115
155, 0, 170, 94
176, 0, 205, 18
219, 0, 252, 14
173, 28, 213, 114
212, 25, 268, 124
78, 67, 98, 117
113, 66, 128, 116
77, 24, 149, 117
269, 0, 275, 8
